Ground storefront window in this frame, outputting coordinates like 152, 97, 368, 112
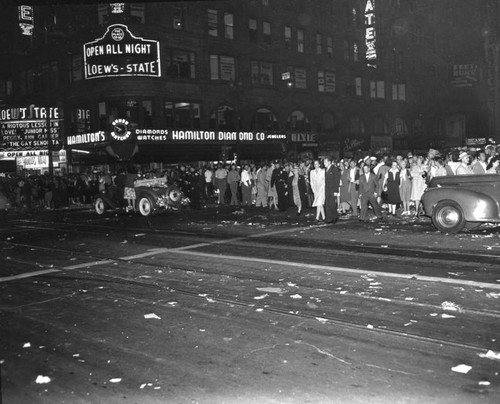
253, 108, 279, 131
164, 102, 200, 129
286, 110, 310, 131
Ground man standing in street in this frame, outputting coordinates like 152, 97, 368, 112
324, 156, 341, 224
359, 164, 383, 222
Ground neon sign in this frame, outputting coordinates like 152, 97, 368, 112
365, 0, 376, 67
18, 5, 34, 36
111, 119, 131, 141
83, 24, 161, 79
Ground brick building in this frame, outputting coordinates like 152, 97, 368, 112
0, 0, 493, 173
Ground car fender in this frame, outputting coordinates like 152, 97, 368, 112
422, 187, 500, 221
135, 186, 164, 210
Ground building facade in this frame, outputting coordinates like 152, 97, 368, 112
0, 0, 494, 174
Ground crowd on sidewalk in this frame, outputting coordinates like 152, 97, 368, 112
0, 145, 499, 224
172, 145, 500, 222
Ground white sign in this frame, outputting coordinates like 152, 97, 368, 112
83, 24, 161, 79
365, 0, 377, 66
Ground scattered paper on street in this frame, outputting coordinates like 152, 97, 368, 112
35, 375, 51, 384
451, 364, 471, 374
478, 350, 500, 360
144, 313, 161, 319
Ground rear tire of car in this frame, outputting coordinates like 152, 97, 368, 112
432, 200, 466, 233
138, 196, 154, 216
94, 197, 106, 215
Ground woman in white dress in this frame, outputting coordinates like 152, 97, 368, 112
310, 159, 326, 221
410, 155, 428, 217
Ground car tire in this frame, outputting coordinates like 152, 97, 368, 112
432, 200, 466, 233
138, 196, 154, 216
94, 197, 106, 215
166, 185, 183, 207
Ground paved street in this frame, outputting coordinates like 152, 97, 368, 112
1, 205, 500, 403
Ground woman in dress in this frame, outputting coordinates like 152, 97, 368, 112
309, 159, 325, 221
410, 155, 428, 217
398, 159, 412, 215
383, 160, 401, 216
289, 164, 308, 216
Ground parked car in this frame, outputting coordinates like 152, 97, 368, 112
94, 177, 187, 216
421, 173, 500, 233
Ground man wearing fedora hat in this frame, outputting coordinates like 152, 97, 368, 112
456, 151, 473, 175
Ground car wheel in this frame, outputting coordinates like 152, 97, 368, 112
432, 200, 466, 233
138, 196, 154, 216
166, 185, 183, 206
94, 197, 106, 215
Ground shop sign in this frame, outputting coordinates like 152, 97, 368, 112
450, 64, 479, 87
344, 137, 366, 151
16, 155, 48, 169
365, 0, 376, 67
134, 129, 287, 143
290, 133, 316, 143
67, 131, 106, 146
0, 150, 48, 161
466, 137, 487, 146
83, 24, 161, 79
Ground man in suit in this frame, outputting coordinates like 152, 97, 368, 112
323, 156, 341, 223
358, 164, 383, 221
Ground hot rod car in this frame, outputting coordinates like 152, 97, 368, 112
421, 174, 500, 233
94, 177, 187, 216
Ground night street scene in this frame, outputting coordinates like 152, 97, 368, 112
1, 0, 500, 403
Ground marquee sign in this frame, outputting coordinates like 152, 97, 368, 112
365, 0, 376, 67
0, 106, 62, 151
83, 24, 161, 79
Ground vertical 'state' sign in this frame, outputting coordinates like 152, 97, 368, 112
365, 0, 376, 67
18, 5, 34, 36
83, 24, 161, 79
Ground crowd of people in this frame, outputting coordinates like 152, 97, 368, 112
1, 145, 499, 224
169, 145, 500, 222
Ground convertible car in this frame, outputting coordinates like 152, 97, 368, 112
94, 177, 187, 216
421, 174, 500, 233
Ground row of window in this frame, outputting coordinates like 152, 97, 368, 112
1, 57, 406, 102
71, 98, 412, 138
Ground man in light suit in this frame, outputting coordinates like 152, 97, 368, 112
324, 156, 341, 224
358, 164, 383, 221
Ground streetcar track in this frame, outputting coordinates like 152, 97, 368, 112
3, 239, 500, 329
8, 269, 495, 355
7, 218, 500, 265
3, 220, 500, 353
2, 238, 500, 340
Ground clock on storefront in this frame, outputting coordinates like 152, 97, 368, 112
110, 118, 131, 141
